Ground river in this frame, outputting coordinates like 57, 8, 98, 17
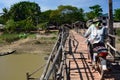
0, 53, 47, 80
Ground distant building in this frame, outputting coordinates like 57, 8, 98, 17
0, 24, 4, 31
99, 14, 120, 29
113, 22, 120, 28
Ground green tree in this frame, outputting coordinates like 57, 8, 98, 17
85, 11, 95, 20
74, 8, 85, 21
49, 10, 61, 25
114, 8, 120, 21
5, 19, 16, 33
86, 4, 103, 20
2, 1, 41, 33
37, 22, 48, 31
0, 8, 9, 24
24, 17, 36, 32
40, 10, 52, 23
9, 1, 41, 25
49, 5, 84, 25
89, 5, 103, 17
15, 17, 35, 32
58, 5, 78, 24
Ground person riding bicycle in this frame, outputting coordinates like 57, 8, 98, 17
84, 18, 108, 63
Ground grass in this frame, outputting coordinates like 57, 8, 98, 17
0, 33, 20, 43
0, 33, 37, 43
116, 28, 120, 37
0, 31, 57, 55
116, 28, 120, 44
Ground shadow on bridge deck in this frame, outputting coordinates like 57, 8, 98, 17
64, 30, 120, 80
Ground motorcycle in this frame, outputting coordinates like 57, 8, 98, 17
92, 44, 110, 80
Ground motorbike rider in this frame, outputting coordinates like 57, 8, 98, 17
84, 18, 108, 63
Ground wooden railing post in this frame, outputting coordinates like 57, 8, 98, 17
26, 72, 30, 80
40, 26, 69, 80
108, 0, 115, 56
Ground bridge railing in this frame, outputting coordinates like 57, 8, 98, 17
73, 23, 120, 62
106, 34, 120, 62
40, 25, 70, 80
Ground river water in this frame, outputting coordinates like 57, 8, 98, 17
0, 53, 47, 80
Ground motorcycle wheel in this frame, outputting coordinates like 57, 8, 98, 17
97, 58, 105, 80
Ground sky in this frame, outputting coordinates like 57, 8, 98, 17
0, 0, 120, 14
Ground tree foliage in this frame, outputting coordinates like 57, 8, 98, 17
9, 1, 41, 23
37, 22, 48, 30
49, 5, 84, 25
58, 5, 79, 24
0, 1, 105, 33
86, 4, 103, 20
114, 8, 120, 21
49, 10, 61, 25
85, 11, 95, 20
40, 10, 52, 23
5, 19, 16, 33
1, 1, 40, 33
89, 5, 103, 17
0, 8, 9, 24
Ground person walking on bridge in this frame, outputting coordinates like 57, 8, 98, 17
84, 18, 108, 63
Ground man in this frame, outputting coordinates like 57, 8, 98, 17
84, 18, 108, 62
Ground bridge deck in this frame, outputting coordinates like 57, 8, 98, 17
64, 30, 120, 80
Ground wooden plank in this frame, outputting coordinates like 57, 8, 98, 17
64, 30, 120, 80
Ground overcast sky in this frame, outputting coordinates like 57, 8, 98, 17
0, 0, 120, 13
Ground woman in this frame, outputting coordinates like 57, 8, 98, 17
84, 18, 108, 62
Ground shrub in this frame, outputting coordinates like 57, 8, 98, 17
0, 33, 20, 43
5, 19, 16, 33
37, 22, 48, 30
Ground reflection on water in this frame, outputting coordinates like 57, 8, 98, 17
0, 53, 47, 80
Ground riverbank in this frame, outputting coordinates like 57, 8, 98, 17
0, 33, 57, 55
0, 32, 57, 80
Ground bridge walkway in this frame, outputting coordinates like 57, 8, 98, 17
64, 30, 120, 80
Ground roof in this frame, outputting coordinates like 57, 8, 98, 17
0, 24, 4, 29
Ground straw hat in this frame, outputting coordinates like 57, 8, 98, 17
86, 19, 93, 27
93, 18, 101, 23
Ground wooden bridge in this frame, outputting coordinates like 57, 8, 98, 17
26, 25, 120, 80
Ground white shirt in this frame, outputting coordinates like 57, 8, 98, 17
84, 24, 107, 44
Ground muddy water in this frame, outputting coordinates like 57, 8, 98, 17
0, 53, 47, 80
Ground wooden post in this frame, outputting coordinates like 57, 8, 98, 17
108, 0, 115, 55
26, 73, 29, 80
